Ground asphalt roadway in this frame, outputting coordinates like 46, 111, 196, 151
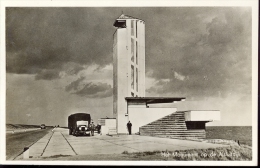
6, 128, 52, 160
15, 128, 228, 160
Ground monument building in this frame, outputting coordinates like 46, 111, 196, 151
100, 14, 221, 138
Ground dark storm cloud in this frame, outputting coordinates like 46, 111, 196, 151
65, 76, 85, 92
146, 8, 251, 99
6, 7, 252, 99
65, 77, 112, 98
63, 62, 84, 76
6, 7, 115, 78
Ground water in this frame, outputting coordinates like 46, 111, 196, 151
206, 126, 252, 146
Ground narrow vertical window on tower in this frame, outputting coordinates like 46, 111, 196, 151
131, 65, 134, 90
136, 41, 138, 65
131, 38, 134, 62
136, 20, 138, 38
131, 20, 134, 36
136, 68, 138, 92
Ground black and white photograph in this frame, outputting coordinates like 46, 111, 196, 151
0, 0, 258, 166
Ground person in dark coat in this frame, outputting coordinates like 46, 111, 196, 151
89, 122, 95, 136
127, 121, 132, 135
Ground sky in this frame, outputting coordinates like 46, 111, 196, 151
5, 7, 252, 127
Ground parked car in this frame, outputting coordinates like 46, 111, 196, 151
40, 124, 46, 129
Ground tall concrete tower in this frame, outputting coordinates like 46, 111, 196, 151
113, 14, 145, 134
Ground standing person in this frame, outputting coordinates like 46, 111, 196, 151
90, 121, 95, 136
127, 121, 132, 135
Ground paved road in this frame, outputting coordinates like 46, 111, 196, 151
16, 128, 228, 160
6, 128, 52, 160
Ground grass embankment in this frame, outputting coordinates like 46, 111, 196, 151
6, 124, 40, 131
122, 146, 252, 161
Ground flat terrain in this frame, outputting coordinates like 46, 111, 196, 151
15, 128, 229, 161
6, 128, 52, 160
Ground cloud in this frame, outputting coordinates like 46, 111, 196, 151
6, 8, 115, 79
6, 7, 252, 100
74, 82, 112, 98
174, 71, 186, 81
65, 76, 85, 92
26, 113, 31, 117
77, 64, 113, 85
65, 77, 112, 98
62, 62, 85, 76
146, 7, 251, 99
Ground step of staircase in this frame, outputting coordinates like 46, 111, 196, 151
140, 132, 205, 135
145, 123, 187, 125
143, 134, 206, 138
142, 133, 206, 136
140, 132, 199, 134
143, 135, 206, 138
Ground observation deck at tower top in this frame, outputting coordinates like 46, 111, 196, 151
113, 14, 145, 27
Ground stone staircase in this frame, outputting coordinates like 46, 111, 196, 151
139, 111, 206, 139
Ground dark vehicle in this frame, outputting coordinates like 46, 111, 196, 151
40, 124, 46, 129
96, 124, 101, 134
68, 113, 91, 136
